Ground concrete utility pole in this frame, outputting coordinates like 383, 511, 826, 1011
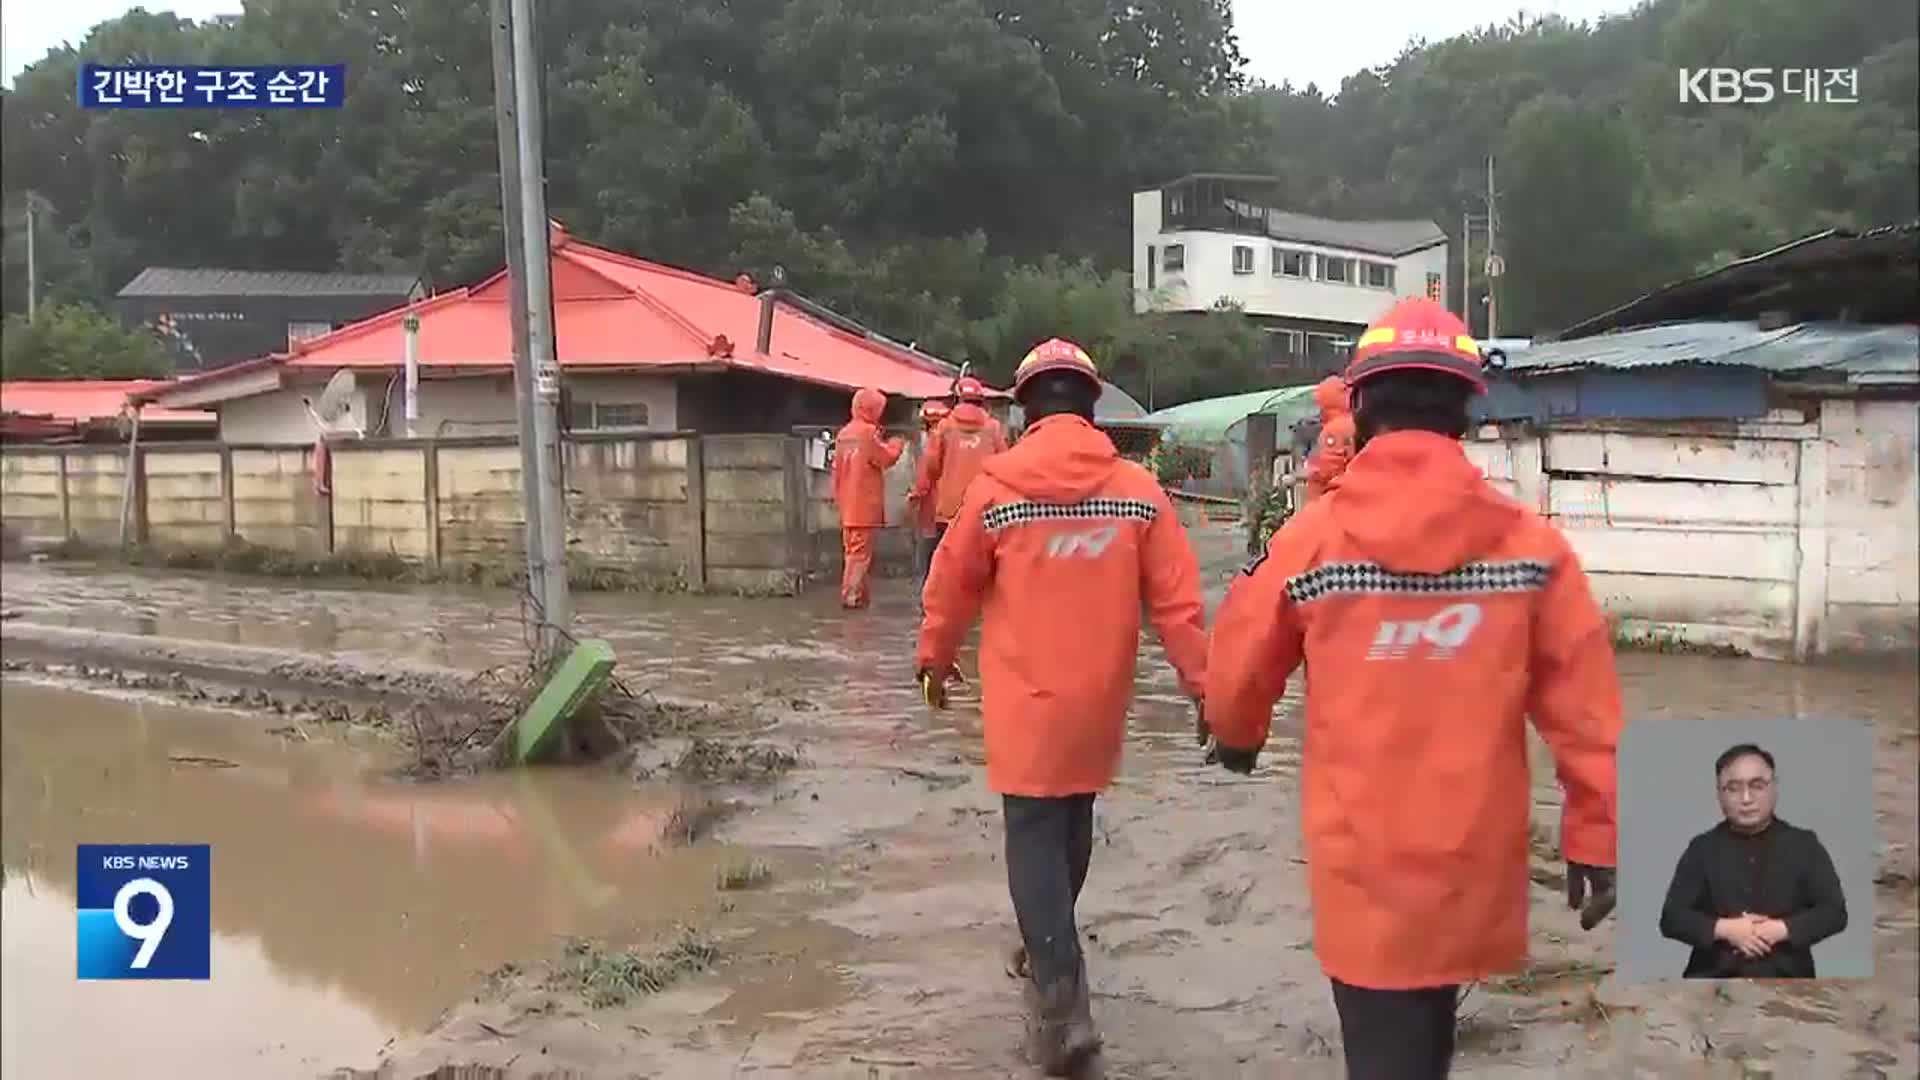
1460, 210, 1471, 328
24, 193, 38, 320
1485, 155, 1500, 341
488, 0, 548, 631
493, 0, 572, 656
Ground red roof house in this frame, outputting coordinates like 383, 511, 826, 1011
138, 226, 989, 443
0, 380, 215, 442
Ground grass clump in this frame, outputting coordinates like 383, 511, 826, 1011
716, 859, 773, 891
548, 930, 718, 1008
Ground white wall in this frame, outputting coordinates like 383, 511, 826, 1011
1461, 401, 1920, 660
215, 373, 680, 445
1135, 228, 1447, 326
1819, 399, 1919, 653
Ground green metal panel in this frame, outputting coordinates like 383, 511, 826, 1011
513, 639, 618, 765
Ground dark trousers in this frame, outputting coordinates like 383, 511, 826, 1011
914, 524, 949, 612
1003, 793, 1095, 991
1329, 979, 1460, 1080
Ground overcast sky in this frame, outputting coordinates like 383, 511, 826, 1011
3, 0, 1636, 93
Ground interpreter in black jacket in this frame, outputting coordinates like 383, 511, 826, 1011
1658, 743, 1848, 978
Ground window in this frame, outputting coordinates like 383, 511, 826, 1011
1319, 256, 1353, 285
1146, 246, 1157, 291
1232, 244, 1255, 275
287, 321, 332, 346
1273, 248, 1308, 278
1364, 262, 1395, 290
1266, 328, 1305, 369
1306, 333, 1353, 368
568, 401, 652, 430
1425, 271, 1443, 301
1163, 244, 1186, 272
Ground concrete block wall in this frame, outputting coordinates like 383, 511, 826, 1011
0, 430, 836, 595
1819, 399, 1919, 654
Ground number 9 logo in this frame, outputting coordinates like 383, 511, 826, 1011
113, 877, 174, 970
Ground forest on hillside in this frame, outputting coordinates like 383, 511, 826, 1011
2, 0, 1915, 401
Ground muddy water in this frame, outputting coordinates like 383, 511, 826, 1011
4, 545, 1918, 1077
0, 680, 783, 1080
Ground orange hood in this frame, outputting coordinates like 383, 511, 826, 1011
1328, 431, 1522, 574
1314, 376, 1350, 419
850, 387, 886, 425
947, 401, 992, 430
980, 414, 1118, 502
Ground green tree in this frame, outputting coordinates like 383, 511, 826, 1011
1, 304, 172, 380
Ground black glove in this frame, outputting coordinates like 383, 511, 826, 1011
1567, 863, 1617, 929
1193, 698, 1210, 747
1213, 744, 1259, 775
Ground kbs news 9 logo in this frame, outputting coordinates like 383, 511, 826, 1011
75, 845, 211, 980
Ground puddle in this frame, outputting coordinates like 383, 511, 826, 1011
0, 680, 789, 1078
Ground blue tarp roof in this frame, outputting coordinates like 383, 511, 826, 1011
1498, 321, 1918, 385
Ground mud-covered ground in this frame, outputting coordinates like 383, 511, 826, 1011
2, 532, 1916, 1079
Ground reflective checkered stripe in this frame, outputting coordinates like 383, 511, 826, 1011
982, 497, 1159, 533
1284, 560, 1552, 605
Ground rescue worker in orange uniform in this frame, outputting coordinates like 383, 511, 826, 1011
908, 398, 953, 604
911, 375, 1008, 552
1304, 373, 1356, 501
917, 338, 1207, 1076
831, 387, 906, 609
1203, 298, 1622, 1079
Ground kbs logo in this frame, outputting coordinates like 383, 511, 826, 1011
1366, 603, 1483, 661
1045, 525, 1120, 559
76, 844, 211, 980
1678, 68, 1860, 105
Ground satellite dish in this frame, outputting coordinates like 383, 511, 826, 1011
302, 370, 364, 438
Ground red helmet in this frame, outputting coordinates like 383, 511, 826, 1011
955, 375, 987, 402
919, 399, 951, 427
1012, 337, 1099, 399
1344, 298, 1486, 393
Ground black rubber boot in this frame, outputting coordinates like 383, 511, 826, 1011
1026, 965, 1100, 1076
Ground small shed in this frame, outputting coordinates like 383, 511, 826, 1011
1145, 385, 1320, 499
115, 267, 427, 372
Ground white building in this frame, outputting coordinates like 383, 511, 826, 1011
1132, 174, 1449, 378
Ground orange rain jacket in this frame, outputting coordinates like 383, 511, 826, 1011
832, 388, 905, 528
1304, 376, 1355, 500
912, 402, 1008, 524
1206, 429, 1622, 990
918, 414, 1208, 797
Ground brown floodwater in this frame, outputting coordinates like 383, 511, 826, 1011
2, 546, 1917, 1077
0, 679, 781, 1079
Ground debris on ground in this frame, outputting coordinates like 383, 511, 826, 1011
669, 737, 801, 783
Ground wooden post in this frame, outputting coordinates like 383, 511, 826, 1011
117, 413, 143, 547
781, 434, 809, 592
219, 445, 236, 544
684, 435, 708, 590
423, 440, 443, 566
55, 451, 71, 539
317, 445, 336, 554
1792, 409, 1832, 660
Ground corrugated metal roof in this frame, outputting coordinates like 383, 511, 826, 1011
141, 231, 975, 405
0, 380, 215, 425
1147, 385, 1320, 444
118, 267, 424, 299
1500, 321, 1919, 382
1260, 210, 1447, 257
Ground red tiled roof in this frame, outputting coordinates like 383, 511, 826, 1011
145, 228, 993, 405
0, 380, 214, 427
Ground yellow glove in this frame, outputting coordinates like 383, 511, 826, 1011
917, 667, 952, 710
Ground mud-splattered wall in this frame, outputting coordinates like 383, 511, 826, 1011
1463, 396, 1918, 660
0, 431, 890, 596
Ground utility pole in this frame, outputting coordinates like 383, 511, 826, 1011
493, 0, 572, 657
1460, 210, 1471, 328
488, 0, 548, 633
24, 193, 38, 320
1485, 155, 1500, 341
